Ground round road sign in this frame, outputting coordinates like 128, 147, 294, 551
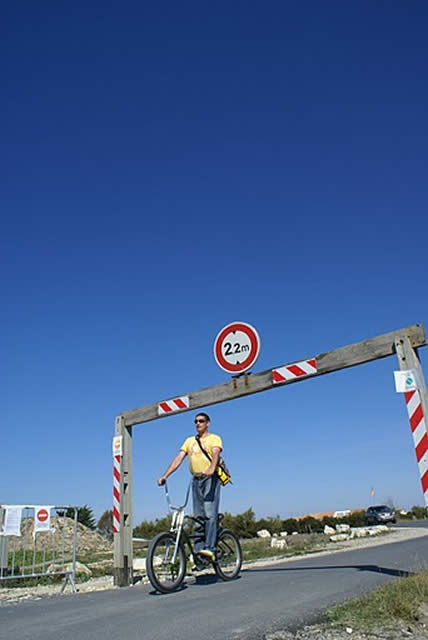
214, 322, 261, 374
37, 508, 49, 522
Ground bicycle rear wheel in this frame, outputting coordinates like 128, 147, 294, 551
146, 532, 187, 593
215, 529, 242, 581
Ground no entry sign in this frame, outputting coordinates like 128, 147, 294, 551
37, 508, 49, 522
214, 322, 260, 374
34, 506, 53, 534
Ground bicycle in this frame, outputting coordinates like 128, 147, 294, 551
146, 480, 242, 594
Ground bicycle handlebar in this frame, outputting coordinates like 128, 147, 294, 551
162, 479, 192, 511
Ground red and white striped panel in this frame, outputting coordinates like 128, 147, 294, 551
112, 454, 121, 533
272, 358, 317, 384
158, 396, 190, 416
405, 390, 428, 505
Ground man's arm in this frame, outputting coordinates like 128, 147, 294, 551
203, 446, 221, 477
158, 450, 187, 486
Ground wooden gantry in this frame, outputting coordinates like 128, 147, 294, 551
113, 323, 428, 586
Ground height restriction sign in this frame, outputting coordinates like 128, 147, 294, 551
214, 322, 261, 374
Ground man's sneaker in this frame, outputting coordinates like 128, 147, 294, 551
198, 549, 216, 562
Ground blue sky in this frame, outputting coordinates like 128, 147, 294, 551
2, 1, 428, 524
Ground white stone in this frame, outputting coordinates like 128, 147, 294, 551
329, 533, 350, 542
336, 524, 351, 534
324, 525, 336, 535
133, 558, 146, 570
270, 537, 287, 549
351, 527, 370, 537
257, 529, 271, 538
280, 531, 288, 538
375, 525, 389, 532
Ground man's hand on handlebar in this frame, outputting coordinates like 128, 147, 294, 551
158, 477, 166, 486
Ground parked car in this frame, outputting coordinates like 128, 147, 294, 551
365, 505, 396, 525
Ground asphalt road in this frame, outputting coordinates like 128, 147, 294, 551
2, 532, 428, 640
391, 520, 428, 529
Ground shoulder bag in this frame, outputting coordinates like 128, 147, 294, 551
195, 435, 232, 486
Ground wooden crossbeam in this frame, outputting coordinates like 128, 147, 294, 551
121, 323, 426, 427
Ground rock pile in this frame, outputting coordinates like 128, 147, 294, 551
324, 523, 389, 542
18, 517, 113, 554
257, 524, 389, 545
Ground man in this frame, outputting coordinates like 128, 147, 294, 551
158, 412, 222, 562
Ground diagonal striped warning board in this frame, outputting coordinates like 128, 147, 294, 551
112, 436, 122, 534
158, 396, 190, 416
272, 358, 317, 384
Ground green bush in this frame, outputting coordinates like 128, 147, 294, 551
281, 518, 300, 534
256, 515, 283, 536
65, 505, 96, 530
298, 516, 323, 534
97, 510, 113, 538
346, 510, 366, 528
223, 508, 257, 538
133, 515, 172, 539
410, 505, 428, 520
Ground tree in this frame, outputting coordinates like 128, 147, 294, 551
133, 515, 172, 539
280, 518, 300, 534
66, 505, 96, 530
298, 516, 322, 534
346, 510, 365, 528
97, 510, 113, 538
223, 507, 257, 538
411, 505, 427, 520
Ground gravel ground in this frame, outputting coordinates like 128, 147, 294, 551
2, 527, 428, 639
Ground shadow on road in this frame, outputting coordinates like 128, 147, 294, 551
194, 574, 219, 586
147, 583, 189, 596
245, 564, 413, 578
193, 574, 242, 586
146, 573, 242, 595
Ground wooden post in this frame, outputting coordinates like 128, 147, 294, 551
395, 335, 428, 506
113, 416, 133, 587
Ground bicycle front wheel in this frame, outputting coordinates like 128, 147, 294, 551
146, 532, 187, 593
215, 529, 242, 581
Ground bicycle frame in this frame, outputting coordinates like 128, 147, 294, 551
163, 481, 208, 566
163, 481, 191, 565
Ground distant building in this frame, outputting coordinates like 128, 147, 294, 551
333, 510, 351, 518
297, 512, 333, 521
296, 508, 362, 521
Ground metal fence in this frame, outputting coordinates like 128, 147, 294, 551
0, 505, 78, 593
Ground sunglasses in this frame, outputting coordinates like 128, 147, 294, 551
194, 419, 206, 424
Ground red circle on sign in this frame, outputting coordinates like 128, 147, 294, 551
37, 509, 49, 522
214, 322, 260, 373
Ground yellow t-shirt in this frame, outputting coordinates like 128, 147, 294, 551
180, 434, 223, 475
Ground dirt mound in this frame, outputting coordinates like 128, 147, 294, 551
17, 517, 113, 554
